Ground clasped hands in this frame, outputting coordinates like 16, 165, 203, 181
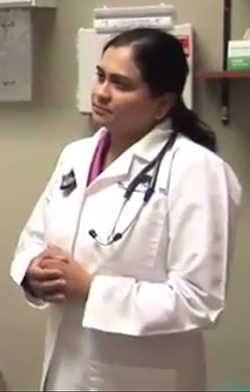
23, 244, 92, 303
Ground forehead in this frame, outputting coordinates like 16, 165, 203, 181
98, 46, 142, 81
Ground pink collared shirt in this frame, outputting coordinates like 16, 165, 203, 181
86, 131, 111, 186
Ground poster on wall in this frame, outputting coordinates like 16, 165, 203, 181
0, 9, 32, 101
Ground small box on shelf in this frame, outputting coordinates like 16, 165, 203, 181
227, 40, 250, 71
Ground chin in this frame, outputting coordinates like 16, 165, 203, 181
91, 113, 110, 128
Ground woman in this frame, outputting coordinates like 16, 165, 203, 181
11, 28, 241, 391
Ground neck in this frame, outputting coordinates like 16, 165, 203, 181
109, 124, 155, 156
103, 136, 132, 168
102, 122, 158, 168
106, 133, 140, 165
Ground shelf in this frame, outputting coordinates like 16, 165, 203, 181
199, 0, 250, 125
0, 0, 56, 8
198, 70, 250, 79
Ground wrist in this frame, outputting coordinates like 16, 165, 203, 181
21, 275, 38, 298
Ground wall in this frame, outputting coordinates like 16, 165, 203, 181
0, 0, 249, 390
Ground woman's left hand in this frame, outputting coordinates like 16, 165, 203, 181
41, 244, 93, 301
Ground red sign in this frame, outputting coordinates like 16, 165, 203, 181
178, 35, 190, 58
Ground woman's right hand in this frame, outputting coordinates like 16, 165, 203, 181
23, 248, 68, 303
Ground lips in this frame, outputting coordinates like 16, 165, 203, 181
92, 103, 111, 114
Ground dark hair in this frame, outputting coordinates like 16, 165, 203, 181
103, 27, 217, 153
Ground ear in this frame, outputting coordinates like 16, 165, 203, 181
155, 93, 177, 121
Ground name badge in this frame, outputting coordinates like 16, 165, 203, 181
59, 168, 77, 196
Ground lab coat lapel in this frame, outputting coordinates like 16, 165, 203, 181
86, 120, 173, 194
53, 131, 103, 253
85, 144, 133, 194
72, 128, 105, 191
134, 119, 172, 163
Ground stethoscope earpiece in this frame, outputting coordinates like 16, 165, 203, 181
88, 229, 97, 239
113, 233, 122, 241
88, 229, 122, 245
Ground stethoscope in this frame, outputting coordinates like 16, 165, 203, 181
88, 131, 177, 246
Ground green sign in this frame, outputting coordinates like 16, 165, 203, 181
215, 382, 250, 391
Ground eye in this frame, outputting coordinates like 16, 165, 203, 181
112, 77, 132, 91
95, 70, 105, 83
114, 81, 127, 90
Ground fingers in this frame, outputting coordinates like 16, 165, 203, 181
42, 294, 66, 303
34, 246, 69, 267
39, 257, 66, 270
30, 278, 67, 299
28, 244, 70, 282
47, 244, 70, 263
28, 265, 63, 282
25, 246, 71, 302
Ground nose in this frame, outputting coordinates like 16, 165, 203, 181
96, 81, 111, 104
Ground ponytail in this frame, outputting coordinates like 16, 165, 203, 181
171, 100, 218, 153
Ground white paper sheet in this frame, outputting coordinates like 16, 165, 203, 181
0, 9, 32, 101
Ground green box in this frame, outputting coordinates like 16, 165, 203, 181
227, 40, 250, 71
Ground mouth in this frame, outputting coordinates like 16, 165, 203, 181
92, 103, 112, 115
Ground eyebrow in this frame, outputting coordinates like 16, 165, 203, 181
96, 65, 132, 83
96, 65, 104, 73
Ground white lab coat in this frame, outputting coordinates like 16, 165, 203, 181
10, 123, 241, 391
